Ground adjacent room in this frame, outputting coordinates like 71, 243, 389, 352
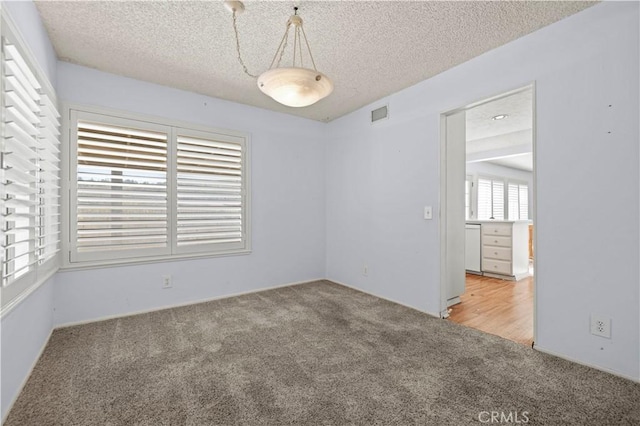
2, 1, 639, 424
448, 87, 536, 346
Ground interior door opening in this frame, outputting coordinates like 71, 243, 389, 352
440, 85, 536, 346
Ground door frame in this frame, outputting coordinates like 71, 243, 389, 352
438, 82, 538, 345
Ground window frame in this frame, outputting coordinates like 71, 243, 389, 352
1, 10, 61, 315
465, 174, 473, 220
61, 104, 252, 271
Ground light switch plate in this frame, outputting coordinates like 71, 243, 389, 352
424, 206, 433, 220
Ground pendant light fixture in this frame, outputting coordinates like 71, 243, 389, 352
224, 1, 333, 108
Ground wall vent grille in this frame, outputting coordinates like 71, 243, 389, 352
371, 105, 389, 123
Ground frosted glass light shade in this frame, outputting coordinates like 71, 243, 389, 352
258, 67, 333, 108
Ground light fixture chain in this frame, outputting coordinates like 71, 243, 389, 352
232, 10, 258, 78
300, 26, 318, 71
298, 26, 304, 68
292, 24, 298, 67
274, 27, 289, 69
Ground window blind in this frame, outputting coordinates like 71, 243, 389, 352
175, 131, 244, 253
492, 180, 504, 220
508, 183, 519, 220
465, 179, 471, 220
477, 177, 504, 220
1, 22, 61, 309
38, 93, 61, 263
71, 117, 170, 262
477, 178, 491, 220
68, 111, 249, 266
519, 185, 529, 220
508, 182, 529, 220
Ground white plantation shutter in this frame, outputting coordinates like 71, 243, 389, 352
508, 181, 529, 220
176, 131, 244, 254
477, 177, 504, 220
491, 180, 504, 220
519, 185, 529, 220
1, 18, 61, 310
465, 178, 471, 220
477, 178, 492, 220
70, 112, 171, 262
508, 183, 519, 220
68, 110, 249, 265
38, 93, 61, 263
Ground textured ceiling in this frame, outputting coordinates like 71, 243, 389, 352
466, 89, 533, 142
466, 88, 533, 171
34, 1, 596, 122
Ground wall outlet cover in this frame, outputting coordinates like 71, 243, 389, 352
590, 315, 611, 339
162, 275, 172, 289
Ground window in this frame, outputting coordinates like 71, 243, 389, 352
508, 182, 529, 220
477, 175, 529, 221
1, 14, 61, 311
67, 109, 250, 266
465, 175, 472, 220
477, 177, 504, 220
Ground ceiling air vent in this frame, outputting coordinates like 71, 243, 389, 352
371, 105, 389, 123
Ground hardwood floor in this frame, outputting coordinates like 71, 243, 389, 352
448, 273, 534, 346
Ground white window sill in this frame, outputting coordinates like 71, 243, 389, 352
59, 248, 252, 272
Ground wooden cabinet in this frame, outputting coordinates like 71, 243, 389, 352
481, 222, 530, 280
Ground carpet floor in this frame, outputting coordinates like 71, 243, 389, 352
5, 280, 640, 425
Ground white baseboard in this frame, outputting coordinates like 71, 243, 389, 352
54, 278, 325, 329
326, 279, 440, 318
534, 344, 639, 383
2, 328, 53, 425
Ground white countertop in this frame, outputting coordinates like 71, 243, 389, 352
466, 220, 532, 224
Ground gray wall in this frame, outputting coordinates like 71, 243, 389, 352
325, 2, 639, 380
54, 62, 327, 326
2, 4, 638, 422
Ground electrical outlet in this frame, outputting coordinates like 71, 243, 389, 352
162, 275, 172, 289
363, 265, 368, 276
590, 315, 611, 338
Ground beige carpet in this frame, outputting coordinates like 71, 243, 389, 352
5, 280, 640, 425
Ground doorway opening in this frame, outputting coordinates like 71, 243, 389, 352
440, 85, 536, 346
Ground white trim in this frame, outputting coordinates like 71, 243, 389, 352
62, 102, 248, 140
54, 278, 323, 329
0, 9, 56, 102
58, 248, 251, 272
0, 265, 57, 318
1, 9, 61, 315
530, 82, 538, 344
534, 344, 640, 384
328, 279, 440, 318
438, 114, 448, 318
438, 83, 536, 322
1, 328, 54, 425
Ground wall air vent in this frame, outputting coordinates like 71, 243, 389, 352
371, 105, 389, 123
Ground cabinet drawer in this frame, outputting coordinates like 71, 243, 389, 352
482, 258, 512, 275
482, 224, 512, 237
483, 235, 512, 248
483, 246, 512, 261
